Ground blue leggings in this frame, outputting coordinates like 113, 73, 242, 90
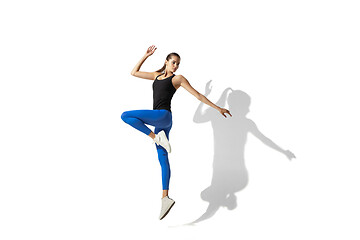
121, 109, 172, 190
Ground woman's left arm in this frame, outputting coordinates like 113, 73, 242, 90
179, 75, 232, 118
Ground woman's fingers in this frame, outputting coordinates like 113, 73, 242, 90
147, 45, 157, 54
146, 45, 157, 56
225, 109, 231, 116
220, 109, 231, 118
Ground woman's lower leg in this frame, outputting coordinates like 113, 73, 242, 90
162, 190, 168, 198
148, 131, 155, 139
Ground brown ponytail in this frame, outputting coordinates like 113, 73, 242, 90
155, 52, 181, 73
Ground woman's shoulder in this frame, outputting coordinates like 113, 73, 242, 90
172, 74, 186, 89
173, 74, 185, 80
173, 74, 189, 84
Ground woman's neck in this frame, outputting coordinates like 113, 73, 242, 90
163, 70, 173, 77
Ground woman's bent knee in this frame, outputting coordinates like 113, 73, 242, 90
121, 111, 128, 122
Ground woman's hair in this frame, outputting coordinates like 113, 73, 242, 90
156, 52, 181, 73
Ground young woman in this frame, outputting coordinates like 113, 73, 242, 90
121, 45, 232, 220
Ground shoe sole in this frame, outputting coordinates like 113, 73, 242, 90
159, 201, 175, 220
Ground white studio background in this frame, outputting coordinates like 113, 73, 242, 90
1, 0, 359, 239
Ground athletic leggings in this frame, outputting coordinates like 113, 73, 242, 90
121, 109, 172, 190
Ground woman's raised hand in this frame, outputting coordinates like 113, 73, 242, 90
145, 45, 157, 57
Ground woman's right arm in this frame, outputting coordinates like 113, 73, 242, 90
130, 45, 159, 80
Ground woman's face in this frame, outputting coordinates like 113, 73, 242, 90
166, 57, 180, 72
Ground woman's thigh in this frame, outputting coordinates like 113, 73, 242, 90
124, 109, 172, 129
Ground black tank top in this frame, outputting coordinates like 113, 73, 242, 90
152, 73, 177, 112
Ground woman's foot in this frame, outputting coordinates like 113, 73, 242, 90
153, 130, 171, 153
159, 196, 175, 220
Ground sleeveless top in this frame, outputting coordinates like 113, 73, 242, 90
152, 73, 177, 112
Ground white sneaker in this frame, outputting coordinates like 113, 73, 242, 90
153, 130, 171, 153
159, 196, 175, 220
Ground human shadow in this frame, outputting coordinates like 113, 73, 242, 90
187, 81, 296, 225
